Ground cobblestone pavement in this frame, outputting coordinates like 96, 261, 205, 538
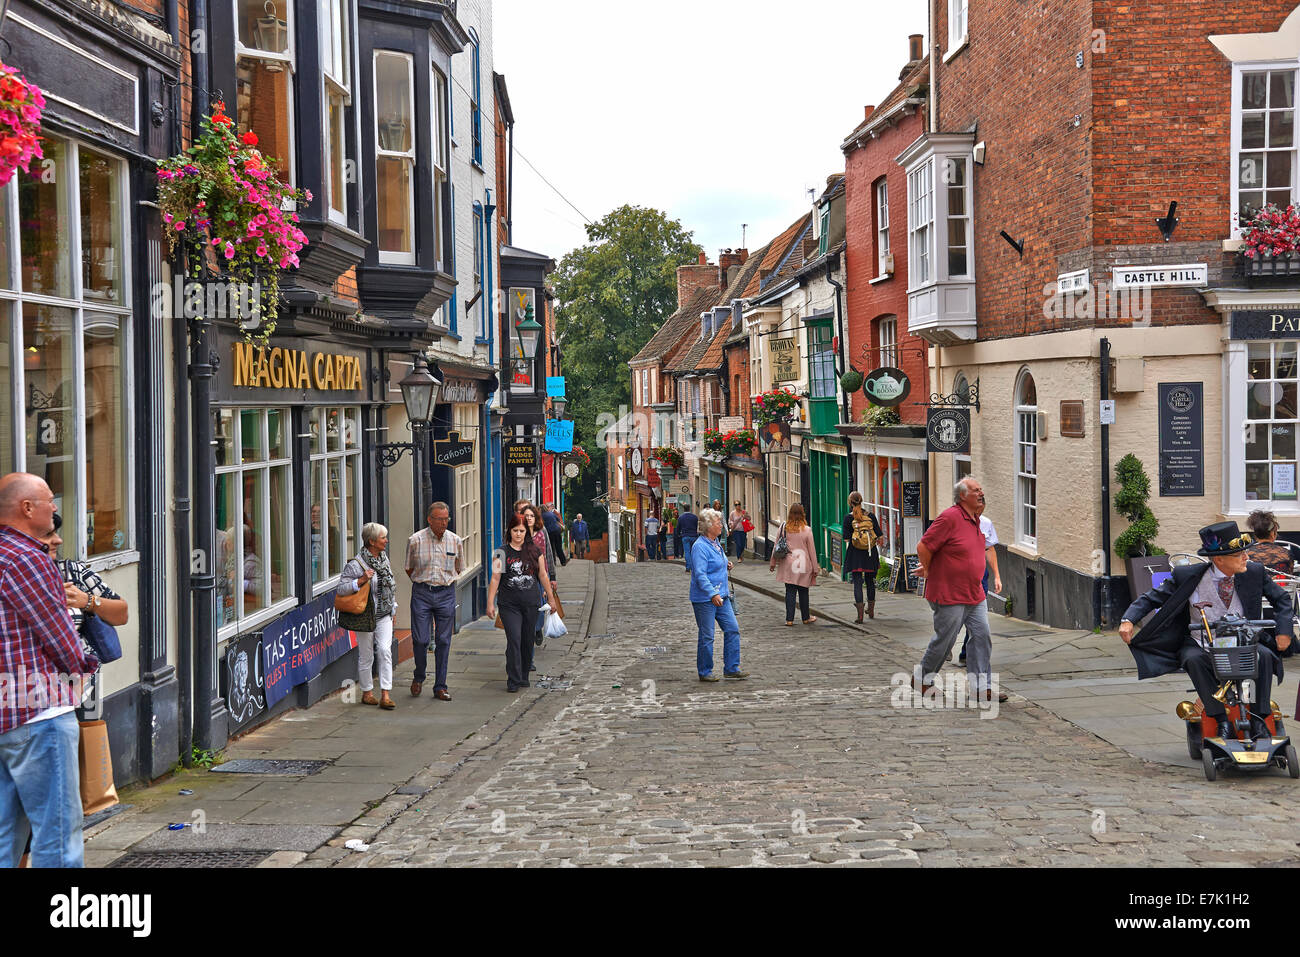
320, 563, 1300, 867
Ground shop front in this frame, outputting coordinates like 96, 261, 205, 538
844, 430, 928, 575
210, 326, 384, 736
809, 440, 850, 574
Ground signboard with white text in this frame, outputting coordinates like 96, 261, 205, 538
1112, 264, 1207, 288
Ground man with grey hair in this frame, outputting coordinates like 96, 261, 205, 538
0, 473, 100, 867
912, 477, 1007, 703
405, 502, 463, 700
570, 513, 590, 559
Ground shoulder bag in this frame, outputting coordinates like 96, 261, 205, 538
335, 574, 371, 614
773, 523, 790, 562
82, 613, 122, 664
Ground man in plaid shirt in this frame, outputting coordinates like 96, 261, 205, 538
0, 473, 98, 868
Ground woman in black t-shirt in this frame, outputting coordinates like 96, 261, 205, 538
488, 512, 560, 692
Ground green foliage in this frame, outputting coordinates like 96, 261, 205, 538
552, 205, 703, 528
1114, 453, 1163, 558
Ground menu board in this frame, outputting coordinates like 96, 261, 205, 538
901, 481, 922, 518
1157, 382, 1204, 496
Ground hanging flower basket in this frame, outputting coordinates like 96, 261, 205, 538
156, 101, 312, 338
0, 62, 46, 187
564, 445, 591, 468
651, 445, 685, 471
751, 387, 799, 427
705, 428, 758, 458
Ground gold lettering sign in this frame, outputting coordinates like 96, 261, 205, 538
232, 343, 363, 392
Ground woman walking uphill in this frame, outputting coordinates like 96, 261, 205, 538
843, 491, 883, 622
338, 523, 397, 710
690, 508, 749, 682
771, 504, 819, 626
488, 513, 561, 692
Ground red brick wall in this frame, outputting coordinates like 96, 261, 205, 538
676, 258, 719, 308
725, 342, 750, 423
844, 106, 930, 426
333, 264, 359, 305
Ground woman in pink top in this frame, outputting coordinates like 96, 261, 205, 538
770, 503, 819, 626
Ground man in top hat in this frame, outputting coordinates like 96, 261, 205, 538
1119, 520, 1294, 741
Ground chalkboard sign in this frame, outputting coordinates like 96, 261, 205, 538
903, 554, 923, 592
829, 530, 843, 571
887, 558, 902, 593
901, 481, 922, 518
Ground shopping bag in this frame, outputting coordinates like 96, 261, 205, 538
544, 607, 569, 639
78, 720, 119, 815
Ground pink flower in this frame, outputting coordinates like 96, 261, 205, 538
224, 242, 235, 259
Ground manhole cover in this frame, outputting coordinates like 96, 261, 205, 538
209, 759, 330, 775
110, 849, 273, 868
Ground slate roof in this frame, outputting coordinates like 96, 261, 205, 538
631, 285, 720, 364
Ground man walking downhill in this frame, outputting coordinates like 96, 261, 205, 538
406, 502, 463, 701
677, 504, 699, 569
0, 473, 99, 868
570, 513, 590, 560
913, 477, 1008, 703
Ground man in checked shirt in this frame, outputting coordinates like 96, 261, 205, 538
406, 502, 464, 700
0, 473, 99, 868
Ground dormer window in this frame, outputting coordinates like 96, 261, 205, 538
374, 50, 416, 264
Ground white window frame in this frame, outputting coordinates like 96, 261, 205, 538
453, 403, 482, 577
1231, 62, 1299, 236
374, 50, 417, 265
217, 407, 297, 640
878, 316, 897, 368
234, 0, 297, 187
908, 159, 933, 287
432, 67, 450, 273
948, 0, 968, 54
944, 157, 972, 279
1, 137, 136, 567
320, 0, 351, 226
1015, 369, 1038, 549
876, 179, 890, 276
308, 406, 363, 595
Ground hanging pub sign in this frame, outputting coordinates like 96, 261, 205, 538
505, 441, 538, 469
1158, 382, 1204, 496
863, 367, 911, 407
628, 446, 643, 476
433, 430, 475, 468
441, 379, 481, 404
771, 337, 799, 382
758, 419, 792, 453
545, 419, 575, 454
926, 407, 970, 454
1231, 310, 1300, 340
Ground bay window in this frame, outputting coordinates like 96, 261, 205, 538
374, 51, 416, 264
946, 158, 970, 277
236, 0, 295, 184
0, 137, 133, 561
432, 68, 449, 273
908, 160, 933, 287
320, 0, 352, 224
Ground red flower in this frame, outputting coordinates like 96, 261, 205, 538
241, 130, 259, 146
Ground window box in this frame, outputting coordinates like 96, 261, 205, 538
1242, 251, 1300, 279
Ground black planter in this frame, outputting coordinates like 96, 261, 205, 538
1241, 251, 1300, 280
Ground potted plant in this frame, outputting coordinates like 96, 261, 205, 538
1241, 203, 1300, 278
721, 428, 758, 458
862, 403, 900, 452
1114, 453, 1168, 597
156, 101, 312, 338
751, 387, 800, 427
652, 445, 685, 476
0, 62, 45, 187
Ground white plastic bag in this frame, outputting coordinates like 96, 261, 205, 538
544, 607, 568, 639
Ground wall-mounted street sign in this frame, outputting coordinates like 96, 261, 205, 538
1158, 382, 1204, 496
433, 430, 475, 468
1112, 264, 1207, 288
771, 337, 799, 382
863, 367, 911, 407
1231, 310, 1300, 339
717, 416, 745, 432
505, 441, 538, 469
926, 407, 970, 454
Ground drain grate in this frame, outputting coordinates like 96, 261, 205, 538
111, 849, 273, 868
209, 758, 330, 775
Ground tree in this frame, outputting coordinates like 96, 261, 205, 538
552, 205, 703, 526
1114, 453, 1163, 558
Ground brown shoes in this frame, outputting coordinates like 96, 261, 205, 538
911, 674, 934, 696
410, 680, 423, 697
379, 692, 395, 710
435, 688, 452, 701
361, 690, 378, 706
855, 603, 865, 623
867, 601, 875, 619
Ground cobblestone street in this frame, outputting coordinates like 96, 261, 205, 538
320, 563, 1300, 867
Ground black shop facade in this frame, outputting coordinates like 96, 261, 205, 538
209, 323, 393, 736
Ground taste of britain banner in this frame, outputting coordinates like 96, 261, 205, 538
261, 590, 358, 708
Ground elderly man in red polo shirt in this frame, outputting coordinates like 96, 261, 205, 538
912, 477, 1008, 703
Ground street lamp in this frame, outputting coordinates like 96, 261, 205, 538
514, 303, 542, 367
552, 395, 567, 418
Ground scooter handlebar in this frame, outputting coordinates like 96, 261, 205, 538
1189, 619, 1276, 632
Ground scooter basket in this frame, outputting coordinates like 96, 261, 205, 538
1210, 644, 1259, 682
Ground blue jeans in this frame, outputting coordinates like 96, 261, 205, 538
0, 712, 83, 867
411, 583, 456, 691
644, 534, 659, 560
730, 530, 746, 558
682, 536, 698, 569
693, 598, 741, 676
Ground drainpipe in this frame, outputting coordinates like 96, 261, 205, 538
1100, 337, 1113, 628
929, 0, 938, 133
826, 256, 850, 461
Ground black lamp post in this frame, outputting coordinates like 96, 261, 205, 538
378, 354, 442, 519
552, 395, 567, 418
513, 303, 542, 375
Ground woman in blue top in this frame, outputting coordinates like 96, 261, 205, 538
689, 508, 749, 682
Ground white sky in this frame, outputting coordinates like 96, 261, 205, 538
494, 0, 929, 263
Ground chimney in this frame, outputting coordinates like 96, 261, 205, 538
677, 256, 720, 309
909, 33, 923, 62
719, 248, 748, 281
863, 104, 876, 121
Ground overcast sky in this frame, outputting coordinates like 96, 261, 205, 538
494, 0, 929, 265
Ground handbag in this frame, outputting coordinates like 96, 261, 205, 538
742, 518, 754, 533
773, 523, 790, 562
81, 613, 122, 664
334, 576, 370, 614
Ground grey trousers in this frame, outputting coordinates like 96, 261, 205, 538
918, 600, 992, 681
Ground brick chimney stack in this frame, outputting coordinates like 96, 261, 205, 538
719, 248, 749, 285
909, 33, 923, 62
677, 254, 720, 309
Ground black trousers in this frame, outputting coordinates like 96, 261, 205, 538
500, 589, 539, 689
850, 571, 875, 604
784, 584, 810, 622
1179, 639, 1278, 720
548, 529, 567, 565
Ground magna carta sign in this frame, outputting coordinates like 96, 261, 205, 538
232, 341, 364, 392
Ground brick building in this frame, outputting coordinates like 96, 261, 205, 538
910, 0, 1300, 628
